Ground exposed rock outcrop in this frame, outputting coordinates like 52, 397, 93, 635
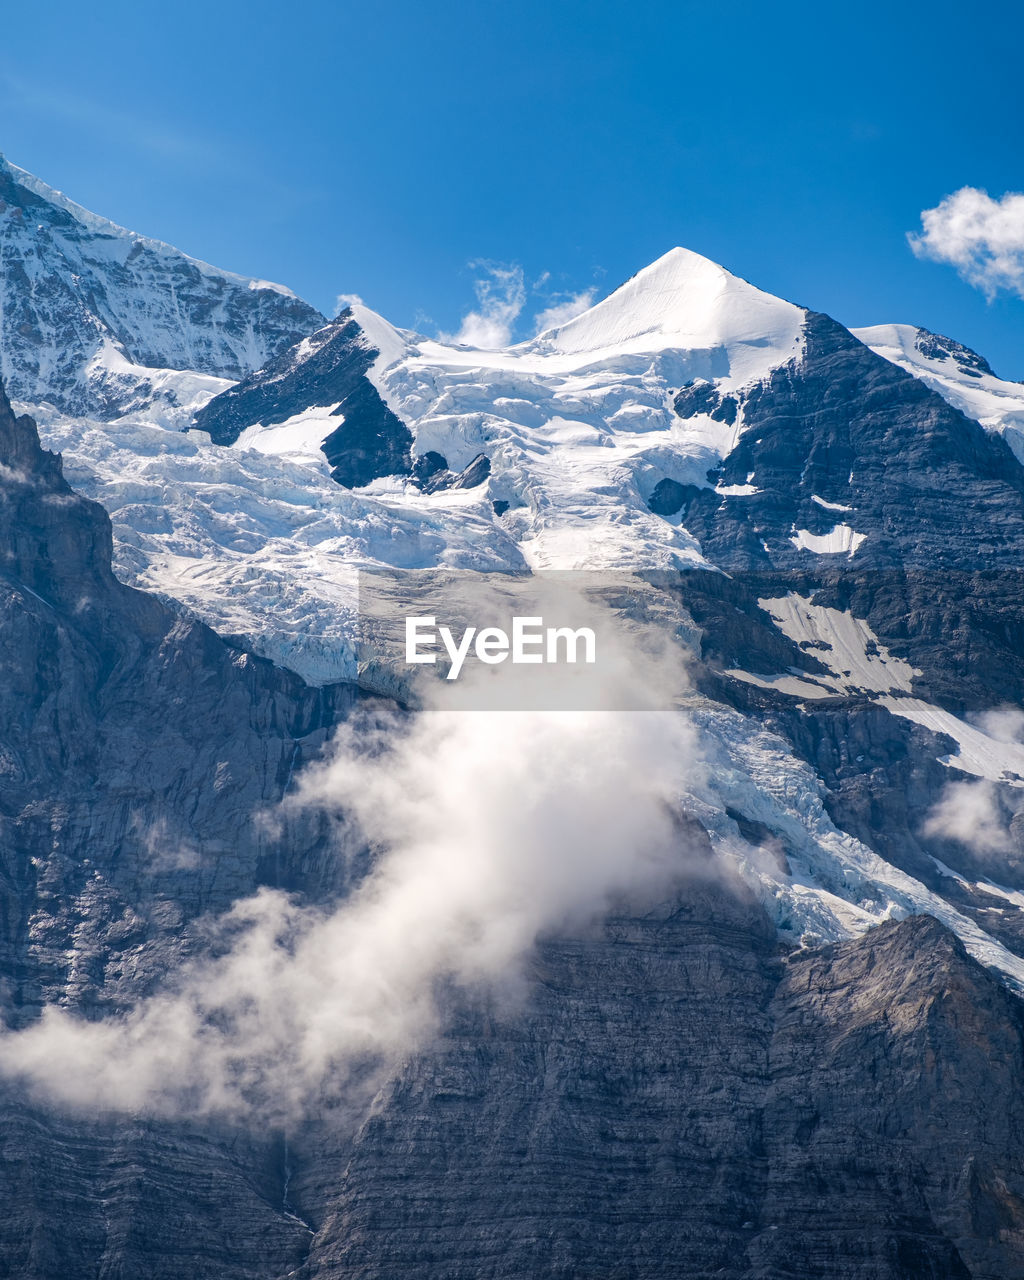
193, 311, 414, 488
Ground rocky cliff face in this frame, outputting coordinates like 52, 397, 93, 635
0, 156, 324, 421
671, 312, 1024, 570
193, 310, 415, 487
0, 383, 359, 1275
284, 903, 1024, 1280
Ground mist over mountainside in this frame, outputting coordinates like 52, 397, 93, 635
4, 163, 1024, 1277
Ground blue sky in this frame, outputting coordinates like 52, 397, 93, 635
2, 0, 1022, 375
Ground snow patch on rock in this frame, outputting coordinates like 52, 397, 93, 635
790, 525, 866, 556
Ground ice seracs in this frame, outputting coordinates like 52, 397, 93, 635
197, 248, 811, 593
335, 250, 809, 572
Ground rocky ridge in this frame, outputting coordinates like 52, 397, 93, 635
0, 155, 324, 422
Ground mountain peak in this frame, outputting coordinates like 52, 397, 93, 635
0, 155, 301, 300
530, 245, 805, 387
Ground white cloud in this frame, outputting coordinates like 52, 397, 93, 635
971, 705, 1024, 744
922, 778, 1016, 857
909, 187, 1024, 300
133, 814, 200, 872
335, 292, 364, 314
0, 599, 707, 1121
533, 288, 598, 335
442, 264, 602, 349
442, 261, 526, 348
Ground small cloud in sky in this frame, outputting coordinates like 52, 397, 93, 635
335, 292, 364, 314
442, 261, 527, 348
533, 288, 598, 334
909, 187, 1024, 300
444, 263, 601, 349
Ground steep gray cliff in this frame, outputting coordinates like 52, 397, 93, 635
0, 384, 355, 1276
283, 895, 1024, 1279
193, 311, 415, 487
667, 313, 1024, 570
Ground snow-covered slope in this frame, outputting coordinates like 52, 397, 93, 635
205, 249, 806, 575
529, 246, 804, 381
854, 323, 1024, 462
30, 404, 523, 684
0, 155, 324, 421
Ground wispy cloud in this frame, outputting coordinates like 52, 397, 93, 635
909, 187, 1024, 300
133, 815, 200, 872
972, 706, 1024, 743
923, 778, 1016, 857
442, 261, 527, 348
335, 292, 364, 315
533, 288, 598, 334
922, 708, 1024, 859
442, 263, 602, 349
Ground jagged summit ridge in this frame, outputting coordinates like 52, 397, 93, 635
0, 155, 300, 299
854, 321, 1024, 461
0, 156, 325, 421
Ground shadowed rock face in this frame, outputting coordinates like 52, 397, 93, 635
672, 312, 1024, 570
915, 329, 997, 379
285, 903, 1024, 1280
0, 384, 357, 1275
0, 1107, 312, 1280
0, 384, 356, 1003
754, 915, 1024, 1280
193, 310, 415, 488
0, 157, 325, 419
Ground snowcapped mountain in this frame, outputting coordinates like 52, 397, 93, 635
32, 248, 813, 682
44, 241, 1024, 696
7, 162, 1024, 1276
0, 155, 324, 422
16, 215, 1024, 987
